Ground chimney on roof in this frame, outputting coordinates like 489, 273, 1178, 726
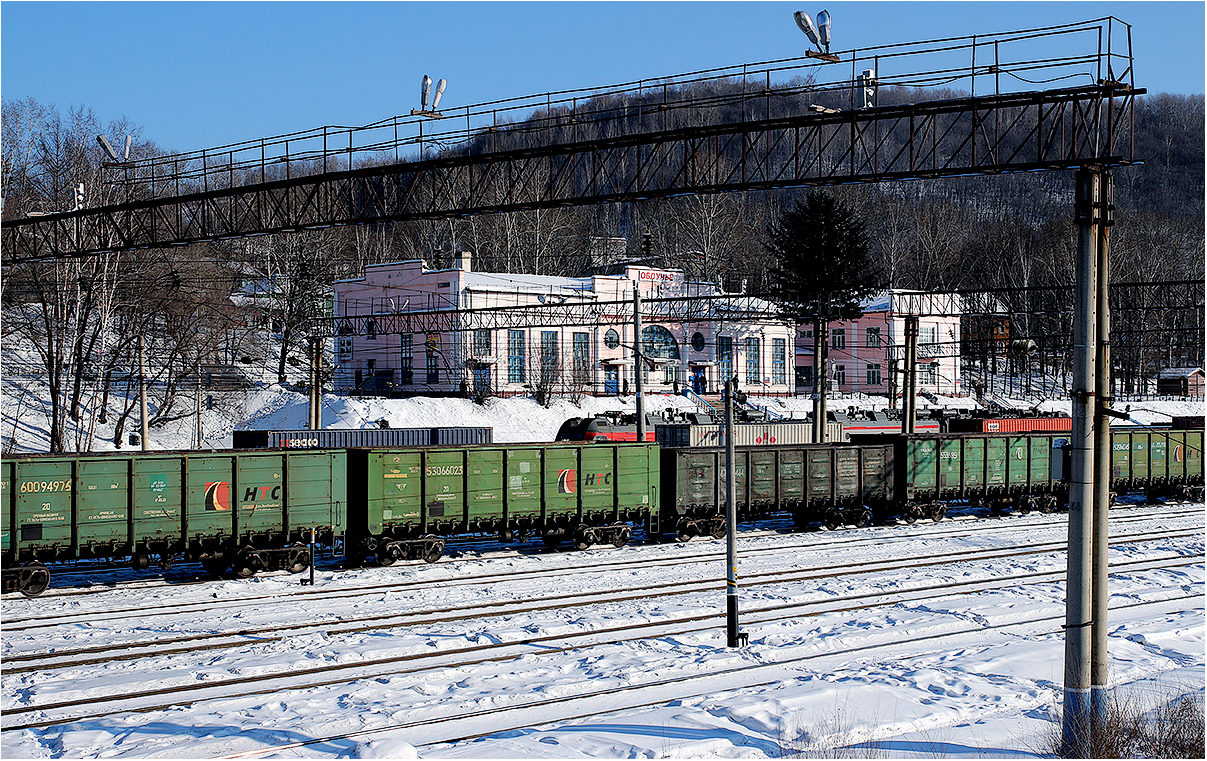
456, 251, 472, 272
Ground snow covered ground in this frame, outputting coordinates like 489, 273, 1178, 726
2, 502, 1202, 759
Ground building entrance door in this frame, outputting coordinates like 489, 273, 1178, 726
473, 366, 492, 395
604, 366, 620, 395
690, 367, 707, 394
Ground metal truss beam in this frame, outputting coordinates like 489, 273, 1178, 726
3, 85, 1140, 263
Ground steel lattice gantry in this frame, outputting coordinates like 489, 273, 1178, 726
2, 84, 1139, 262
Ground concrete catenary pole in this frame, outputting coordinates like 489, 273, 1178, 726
194, 358, 203, 449
313, 338, 322, 429
724, 376, 742, 647
138, 334, 149, 451
812, 318, 828, 443
308, 339, 317, 430
1091, 169, 1114, 728
902, 316, 919, 434
1063, 165, 1101, 758
633, 283, 646, 443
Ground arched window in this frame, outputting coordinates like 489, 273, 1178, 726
641, 325, 680, 360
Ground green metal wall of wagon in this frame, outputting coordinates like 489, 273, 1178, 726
660, 443, 896, 533
1, 449, 347, 572
898, 433, 1067, 511
345, 442, 659, 560
1109, 428, 1203, 497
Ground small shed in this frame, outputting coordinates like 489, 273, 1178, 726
1155, 367, 1205, 396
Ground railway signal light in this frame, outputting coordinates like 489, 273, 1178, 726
74, 182, 85, 210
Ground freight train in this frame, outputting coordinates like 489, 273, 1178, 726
3, 426, 1201, 596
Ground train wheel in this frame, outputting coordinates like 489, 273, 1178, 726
287, 544, 310, 574
823, 510, 843, 531
902, 507, 918, 525
854, 510, 872, 529
542, 531, 562, 549
710, 522, 727, 540
233, 552, 258, 579
574, 528, 597, 551
422, 536, 445, 564
932, 505, 946, 522
612, 526, 632, 548
18, 563, 49, 597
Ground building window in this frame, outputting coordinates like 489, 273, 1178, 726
798, 366, 813, 386
366, 318, 377, 341
802, 328, 813, 340
772, 338, 787, 385
865, 327, 881, 347
920, 326, 937, 345
508, 330, 526, 384
867, 363, 882, 385
540, 330, 559, 385
641, 325, 680, 360
745, 337, 761, 385
400, 334, 413, 384
572, 332, 590, 384
604, 329, 620, 349
426, 333, 440, 384
834, 364, 846, 385
831, 328, 846, 350
474, 329, 491, 357
691, 332, 706, 352
921, 363, 937, 385
717, 336, 732, 384
663, 364, 676, 385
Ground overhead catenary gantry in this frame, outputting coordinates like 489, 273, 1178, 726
2, 18, 1139, 263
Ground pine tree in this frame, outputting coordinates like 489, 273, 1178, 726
766, 191, 882, 440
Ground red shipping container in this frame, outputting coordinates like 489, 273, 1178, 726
974, 417, 1071, 433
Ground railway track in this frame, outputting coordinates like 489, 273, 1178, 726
3, 530, 1199, 731
2, 512, 1197, 652
235, 593, 1204, 758
5, 502, 1199, 628
3, 498, 1193, 603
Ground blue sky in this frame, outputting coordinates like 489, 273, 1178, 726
2, 1, 1202, 153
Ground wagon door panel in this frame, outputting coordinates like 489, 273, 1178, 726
77, 459, 130, 547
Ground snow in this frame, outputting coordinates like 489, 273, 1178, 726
1, 504, 1202, 759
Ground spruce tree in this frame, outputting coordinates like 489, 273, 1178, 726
766, 191, 882, 440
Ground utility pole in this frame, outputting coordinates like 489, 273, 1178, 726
313, 338, 323, 429
308, 338, 317, 430
138, 334, 149, 451
724, 376, 745, 648
902, 316, 919, 434
812, 318, 828, 443
1090, 169, 1114, 731
633, 283, 646, 442
194, 357, 203, 449
1063, 165, 1101, 758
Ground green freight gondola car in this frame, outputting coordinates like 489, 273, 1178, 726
897, 433, 1066, 515
1110, 428, 1204, 499
660, 443, 896, 536
1, 449, 347, 595
345, 442, 659, 563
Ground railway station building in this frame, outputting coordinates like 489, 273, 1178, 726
795, 290, 963, 399
331, 253, 795, 398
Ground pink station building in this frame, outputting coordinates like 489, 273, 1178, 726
796, 291, 963, 398
331, 253, 796, 398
